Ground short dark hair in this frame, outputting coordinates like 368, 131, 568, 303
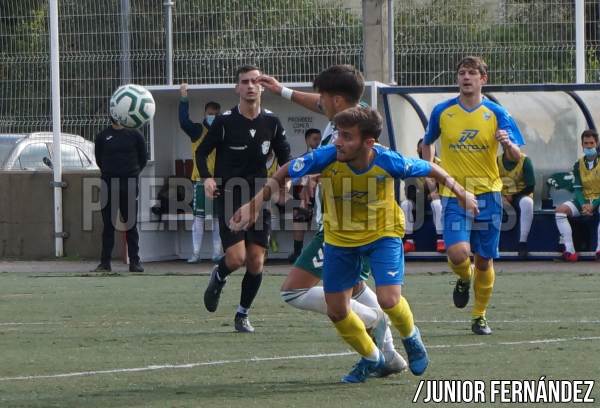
313, 65, 364, 104
581, 129, 599, 143
333, 106, 382, 141
456, 56, 488, 76
304, 128, 321, 139
235, 64, 260, 82
204, 101, 221, 111
109, 116, 119, 125
417, 138, 424, 147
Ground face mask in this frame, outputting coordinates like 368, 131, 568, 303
584, 147, 598, 159
205, 115, 215, 126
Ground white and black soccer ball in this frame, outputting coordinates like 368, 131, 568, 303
109, 84, 156, 128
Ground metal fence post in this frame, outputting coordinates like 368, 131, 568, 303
164, 0, 174, 85
120, 0, 132, 84
576, 0, 586, 83
49, 0, 64, 257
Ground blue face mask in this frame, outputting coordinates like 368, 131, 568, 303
584, 147, 598, 159
205, 115, 215, 126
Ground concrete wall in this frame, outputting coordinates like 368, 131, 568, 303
0, 171, 123, 259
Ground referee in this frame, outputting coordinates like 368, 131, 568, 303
196, 65, 291, 332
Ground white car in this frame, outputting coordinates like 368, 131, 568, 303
0, 132, 98, 171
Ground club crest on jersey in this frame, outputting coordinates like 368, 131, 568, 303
483, 112, 491, 121
261, 140, 270, 155
249, 129, 256, 138
292, 157, 305, 172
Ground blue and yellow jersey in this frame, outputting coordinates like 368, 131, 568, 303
288, 144, 432, 247
424, 97, 524, 197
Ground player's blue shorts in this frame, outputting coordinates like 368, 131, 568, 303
322, 237, 404, 293
442, 191, 502, 259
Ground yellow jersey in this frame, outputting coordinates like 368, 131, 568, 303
288, 144, 432, 247
497, 153, 533, 197
424, 97, 524, 197
577, 157, 600, 201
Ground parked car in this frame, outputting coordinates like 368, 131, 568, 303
0, 132, 98, 171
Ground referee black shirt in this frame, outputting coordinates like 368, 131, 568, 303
195, 105, 291, 189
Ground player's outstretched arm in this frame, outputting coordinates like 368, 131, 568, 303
257, 75, 321, 114
429, 162, 479, 216
229, 163, 291, 232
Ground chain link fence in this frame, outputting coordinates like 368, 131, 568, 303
0, 0, 362, 146
1, 0, 600, 146
394, 0, 600, 85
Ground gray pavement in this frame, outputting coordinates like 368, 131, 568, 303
0, 259, 597, 275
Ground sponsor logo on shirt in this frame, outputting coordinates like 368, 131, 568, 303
450, 129, 489, 152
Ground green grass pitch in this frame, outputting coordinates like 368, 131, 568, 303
1, 267, 599, 407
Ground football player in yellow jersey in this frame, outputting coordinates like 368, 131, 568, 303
554, 129, 600, 262
422, 56, 525, 335
230, 106, 478, 383
178, 83, 223, 263
259, 66, 411, 376
497, 150, 535, 258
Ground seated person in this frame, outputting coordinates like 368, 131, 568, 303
554, 129, 600, 262
497, 150, 535, 257
288, 128, 321, 263
400, 138, 444, 253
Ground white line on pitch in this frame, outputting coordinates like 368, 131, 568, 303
3, 319, 599, 329
1, 336, 600, 382
419, 319, 600, 324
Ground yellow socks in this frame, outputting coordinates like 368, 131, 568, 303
333, 311, 377, 358
449, 257, 473, 281
383, 296, 415, 338
472, 264, 495, 318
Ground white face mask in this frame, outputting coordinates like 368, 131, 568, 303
205, 115, 215, 126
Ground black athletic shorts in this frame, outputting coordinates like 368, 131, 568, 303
215, 184, 271, 250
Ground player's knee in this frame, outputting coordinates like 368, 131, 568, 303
377, 294, 400, 310
246, 260, 264, 273
377, 286, 402, 309
474, 257, 491, 271
226, 253, 246, 270
326, 309, 347, 323
447, 245, 469, 265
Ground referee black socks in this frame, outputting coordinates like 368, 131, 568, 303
240, 271, 263, 310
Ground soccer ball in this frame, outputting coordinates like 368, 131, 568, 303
109, 84, 156, 128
